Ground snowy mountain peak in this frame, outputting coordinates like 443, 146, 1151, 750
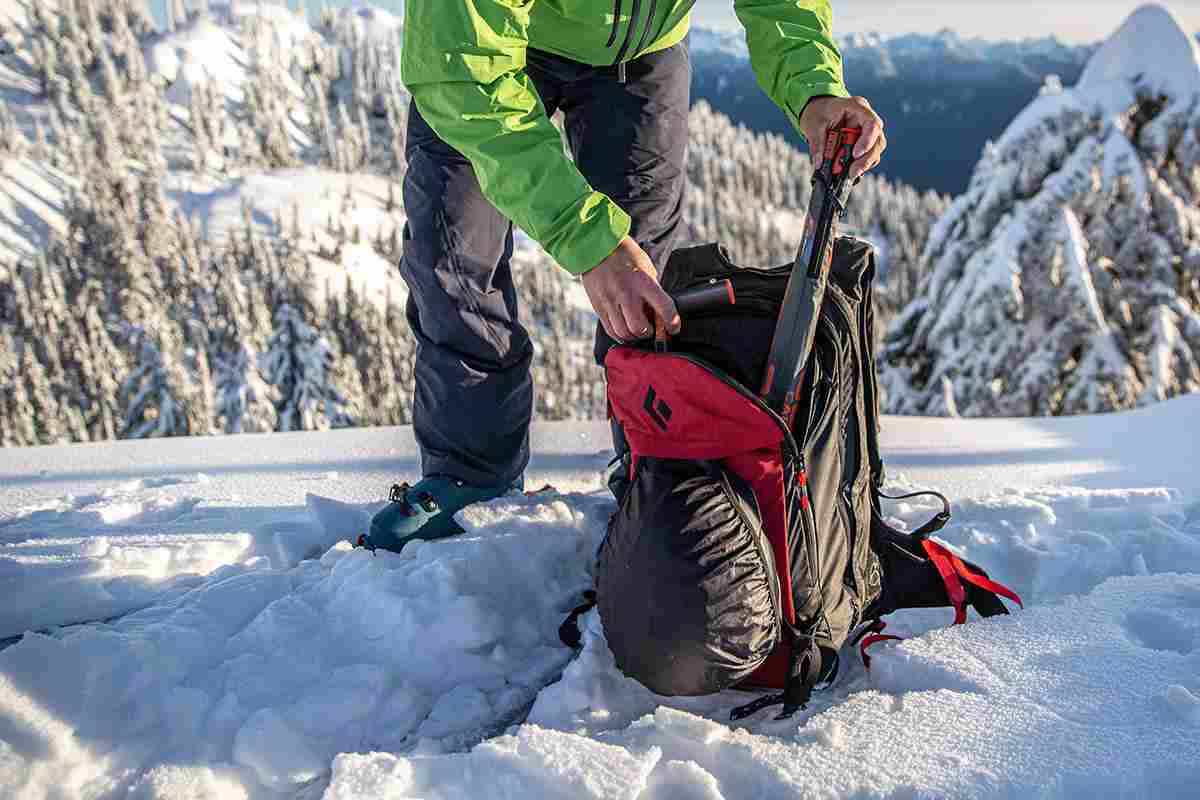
1078, 3, 1200, 101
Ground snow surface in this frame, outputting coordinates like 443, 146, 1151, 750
1, 399, 1198, 798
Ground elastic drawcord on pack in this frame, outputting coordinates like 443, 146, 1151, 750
877, 488, 952, 539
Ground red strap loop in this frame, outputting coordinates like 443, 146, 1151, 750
859, 620, 903, 669
862, 543, 1024, 672
922, 539, 968, 624
948, 550, 1024, 610
922, 539, 1024, 625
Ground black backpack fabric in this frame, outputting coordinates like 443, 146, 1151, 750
578, 237, 1022, 718
599, 458, 780, 696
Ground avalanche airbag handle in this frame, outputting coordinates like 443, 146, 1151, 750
651, 279, 736, 351
672, 279, 736, 316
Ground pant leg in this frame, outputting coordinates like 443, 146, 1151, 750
560, 40, 692, 495
564, 40, 691, 276
400, 76, 564, 487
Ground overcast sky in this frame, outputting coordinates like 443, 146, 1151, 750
693, 0, 1200, 42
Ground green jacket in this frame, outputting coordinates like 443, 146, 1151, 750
401, 1, 848, 275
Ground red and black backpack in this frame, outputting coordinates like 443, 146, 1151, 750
568, 234, 1022, 720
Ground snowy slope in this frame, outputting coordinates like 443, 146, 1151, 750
1, 400, 1198, 798
1077, 4, 1200, 105
883, 3, 1200, 418
165, 168, 409, 311
0, 157, 75, 268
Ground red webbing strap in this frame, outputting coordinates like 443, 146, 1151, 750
858, 620, 903, 669
922, 539, 969, 624
922, 539, 1025, 624
946, 550, 1024, 610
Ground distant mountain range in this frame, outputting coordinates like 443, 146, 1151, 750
690, 27, 1101, 195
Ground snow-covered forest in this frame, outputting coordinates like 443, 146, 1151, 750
0, 0, 947, 447
5, 1, 1196, 443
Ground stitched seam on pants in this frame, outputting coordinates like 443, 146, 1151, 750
436, 208, 506, 356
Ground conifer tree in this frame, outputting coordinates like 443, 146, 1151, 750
261, 303, 355, 432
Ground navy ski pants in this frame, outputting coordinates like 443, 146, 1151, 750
399, 41, 691, 487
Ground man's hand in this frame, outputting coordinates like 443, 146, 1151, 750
799, 96, 887, 181
582, 237, 681, 342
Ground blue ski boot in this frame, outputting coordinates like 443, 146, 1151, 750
360, 476, 522, 554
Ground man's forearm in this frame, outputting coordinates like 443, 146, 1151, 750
734, 0, 849, 142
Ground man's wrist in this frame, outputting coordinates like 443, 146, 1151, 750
800, 93, 837, 119
790, 83, 851, 141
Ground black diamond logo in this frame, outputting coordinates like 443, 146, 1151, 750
643, 386, 672, 431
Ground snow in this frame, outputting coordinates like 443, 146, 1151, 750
329, 1, 405, 43
144, 4, 314, 128
145, 2, 319, 98
1, 398, 1198, 797
0, 0, 24, 26
1057, 207, 1108, 332
0, 157, 74, 267
1099, 126, 1148, 199
166, 168, 409, 311
144, 16, 245, 100
1078, 4, 1200, 107
357, 570, 1200, 799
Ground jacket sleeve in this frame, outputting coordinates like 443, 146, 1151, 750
734, 0, 850, 142
400, 0, 630, 275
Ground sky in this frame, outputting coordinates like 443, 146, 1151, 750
699, 1, 1200, 42
149, 1, 1200, 44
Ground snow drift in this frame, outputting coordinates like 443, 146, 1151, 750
1, 399, 1198, 798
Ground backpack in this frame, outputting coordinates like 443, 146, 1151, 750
570, 235, 1022, 720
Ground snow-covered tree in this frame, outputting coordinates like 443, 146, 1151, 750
261, 303, 355, 432
882, 5, 1200, 417
215, 341, 280, 434
0, 333, 36, 447
118, 322, 211, 439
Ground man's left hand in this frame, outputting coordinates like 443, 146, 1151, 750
799, 96, 887, 181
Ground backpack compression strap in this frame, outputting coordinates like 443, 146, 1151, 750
730, 631, 827, 721
855, 545, 1025, 667
857, 495, 1025, 667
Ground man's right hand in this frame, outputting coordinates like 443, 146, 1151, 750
581, 236, 681, 342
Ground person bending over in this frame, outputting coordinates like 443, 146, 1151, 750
364, 0, 887, 552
